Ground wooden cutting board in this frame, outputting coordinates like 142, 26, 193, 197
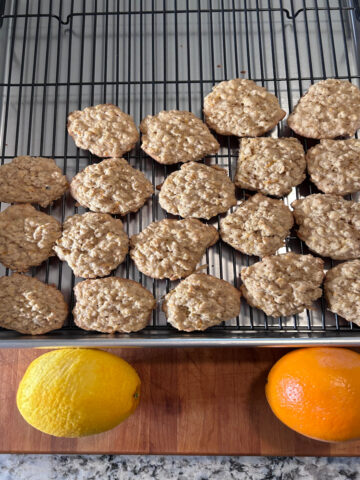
1, 347, 360, 456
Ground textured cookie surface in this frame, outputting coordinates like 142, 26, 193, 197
203, 78, 286, 137
306, 139, 360, 195
324, 260, 360, 325
0, 204, 61, 272
0, 274, 68, 334
234, 137, 306, 197
73, 277, 156, 333
287, 79, 360, 138
0, 156, 68, 207
292, 194, 360, 260
67, 104, 139, 157
70, 157, 153, 215
220, 193, 293, 257
140, 110, 219, 164
240, 253, 324, 317
163, 273, 241, 331
159, 162, 237, 219
54, 212, 129, 278
130, 218, 219, 280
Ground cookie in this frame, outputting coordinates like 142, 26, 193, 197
203, 78, 286, 137
0, 156, 68, 207
324, 260, 360, 325
158, 162, 237, 219
234, 137, 306, 197
67, 104, 139, 157
306, 139, 360, 195
163, 273, 241, 332
0, 204, 61, 272
220, 193, 293, 257
0, 274, 68, 334
140, 110, 219, 164
287, 79, 360, 139
130, 218, 218, 280
240, 253, 324, 317
291, 194, 360, 260
73, 277, 156, 333
70, 157, 154, 215
54, 212, 129, 278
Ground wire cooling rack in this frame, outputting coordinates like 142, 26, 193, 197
0, 0, 360, 347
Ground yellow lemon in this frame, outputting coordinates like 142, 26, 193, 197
16, 348, 141, 437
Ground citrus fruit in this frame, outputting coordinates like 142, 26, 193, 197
16, 348, 141, 437
266, 347, 360, 442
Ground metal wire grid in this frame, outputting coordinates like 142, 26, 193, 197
0, 0, 360, 345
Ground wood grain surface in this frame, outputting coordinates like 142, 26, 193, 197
1, 347, 360, 455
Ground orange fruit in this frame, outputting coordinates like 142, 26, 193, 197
265, 347, 360, 442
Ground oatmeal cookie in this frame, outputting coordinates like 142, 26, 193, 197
158, 162, 237, 219
0, 204, 61, 272
240, 253, 324, 317
73, 277, 156, 333
287, 79, 360, 139
291, 194, 360, 260
306, 139, 360, 195
140, 110, 219, 164
67, 104, 139, 157
220, 193, 293, 257
234, 137, 306, 197
0, 156, 68, 207
70, 157, 153, 215
0, 274, 68, 334
130, 218, 218, 280
324, 260, 360, 325
54, 212, 129, 278
163, 273, 241, 331
203, 78, 286, 137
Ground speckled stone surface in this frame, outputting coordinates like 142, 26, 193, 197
1, 455, 360, 479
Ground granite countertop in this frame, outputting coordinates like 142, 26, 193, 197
0, 455, 359, 479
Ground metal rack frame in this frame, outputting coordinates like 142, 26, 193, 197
0, 0, 360, 347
